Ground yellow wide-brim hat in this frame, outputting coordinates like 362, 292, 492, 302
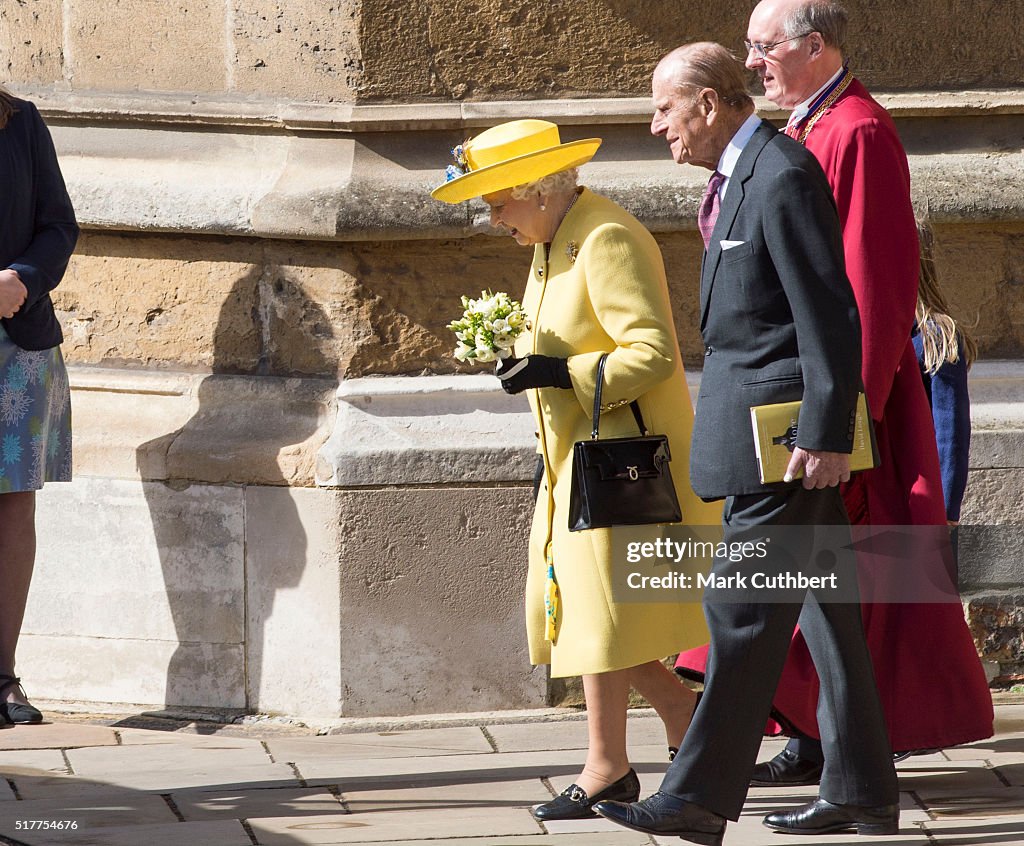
431, 119, 602, 204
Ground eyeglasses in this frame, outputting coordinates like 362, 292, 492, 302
743, 32, 813, 59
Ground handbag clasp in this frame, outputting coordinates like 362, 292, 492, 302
627, 465, 639, 481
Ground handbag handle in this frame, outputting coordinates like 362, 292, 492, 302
591, 353, 649, 440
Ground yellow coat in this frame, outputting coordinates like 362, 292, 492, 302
518, 189, 722, 678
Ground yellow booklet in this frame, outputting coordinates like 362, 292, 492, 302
750, 392, 878, 484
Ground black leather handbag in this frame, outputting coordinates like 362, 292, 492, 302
568, 354, 683, 531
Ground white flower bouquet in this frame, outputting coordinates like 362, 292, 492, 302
448, 290, 527, 364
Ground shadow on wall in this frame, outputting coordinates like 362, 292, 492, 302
135, 268, 336, 714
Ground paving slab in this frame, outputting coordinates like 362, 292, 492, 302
920, 815, 1024, 844
266, 726, 493, 763
343, 777, 545, 813
310, 836, 651, 846
4, 773, 165, 802
739, 785, 820, 809
944, 735, 1024, 760
67, 742, 275, 770
0, 724, 119, 751
539, 815, 628, 835
65, 742, 296, 791
913, 785, 1024, 819
994, 705, 1024, 734
0, 792, 176, 832
0, 819, 252, 846
486, 715, 674, 753
993, 762, 1024, 786
297, 748, 589, 788
248, 806, 541, 845
895, 749, 950, 765
0, 706, 1020, 844
172, 785, 344, 821
896, 759, 1008, 792
116, 727, 270, 749
898, 792, 934, 825
0, 750, 69, 775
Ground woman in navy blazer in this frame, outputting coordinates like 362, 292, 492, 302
0, 87, 79, 725
913, 218, 978, 577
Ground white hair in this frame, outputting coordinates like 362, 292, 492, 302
510, 168, 579, 200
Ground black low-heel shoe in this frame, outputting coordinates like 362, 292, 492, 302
532, 768, 640, 821
0, 676, 43, 725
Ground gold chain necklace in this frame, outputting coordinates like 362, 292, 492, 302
796, 72, 853, 144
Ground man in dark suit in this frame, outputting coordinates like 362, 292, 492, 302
594, 42, 899, 844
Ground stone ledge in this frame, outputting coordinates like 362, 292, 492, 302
970, 360, 1024, 471
64, 361, 1024, 490
17, 85, 1024, 132
20, 84, 1024, 240
316, 374, 537, 487
316, 362, 1024, 487
69, 366, 335, 486
49, 122, 1024, 241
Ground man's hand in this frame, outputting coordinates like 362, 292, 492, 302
495, 355, 572, 394
784, 447, 851, 489
0, 269, 27, 319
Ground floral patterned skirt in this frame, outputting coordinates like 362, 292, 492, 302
0, 324, 72, 493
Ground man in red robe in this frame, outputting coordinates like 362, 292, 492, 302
674, 0, 993, 786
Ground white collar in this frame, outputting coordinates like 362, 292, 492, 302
787, 64, 845, 128
717, 113, 762, 181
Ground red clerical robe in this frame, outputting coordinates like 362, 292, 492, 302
676, 78, 994, 751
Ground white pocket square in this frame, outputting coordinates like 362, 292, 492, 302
720, 239, 746, 250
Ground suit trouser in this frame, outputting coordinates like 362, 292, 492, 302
660, 486, 898, 819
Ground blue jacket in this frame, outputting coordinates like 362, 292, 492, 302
0, 97, 79, 350
912, 328, 971, 521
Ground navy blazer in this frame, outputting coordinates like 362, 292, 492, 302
913, 328, 971, 522
690, 119, 862, 500
0, 97, 79, 350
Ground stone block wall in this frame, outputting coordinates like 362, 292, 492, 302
3, 1, 1023, 717
4, 0, 361, 100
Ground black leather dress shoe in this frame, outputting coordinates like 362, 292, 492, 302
532, 768, 639, 821
763, 798, 899, 835
749, 748, 824, 786
594, 791, 726, 846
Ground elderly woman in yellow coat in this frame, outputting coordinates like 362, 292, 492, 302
433, 119, 721, 821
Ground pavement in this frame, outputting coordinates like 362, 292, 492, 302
0, 700, 1021, 846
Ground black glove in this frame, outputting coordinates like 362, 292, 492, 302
495, 355, 572, 394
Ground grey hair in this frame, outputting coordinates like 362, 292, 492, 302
511, 168, 579, 200
657, 42, 754, 111
782, 1, 848, 51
